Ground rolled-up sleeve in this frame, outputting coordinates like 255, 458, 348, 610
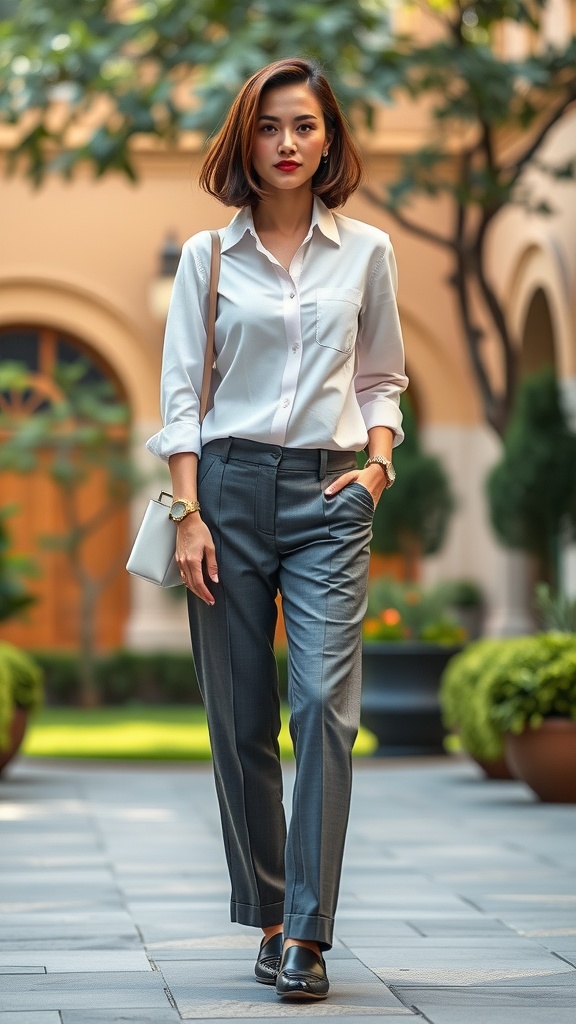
146, 235, 210, 461
355, 239, 408, 446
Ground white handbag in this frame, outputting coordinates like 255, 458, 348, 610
126, 492, 182, 587
126, 230, 221, 587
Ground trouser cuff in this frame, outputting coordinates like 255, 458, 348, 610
231, 899, 284, 928
283, 913, 334, 951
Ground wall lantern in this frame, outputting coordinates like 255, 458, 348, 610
148, 232, 181, 320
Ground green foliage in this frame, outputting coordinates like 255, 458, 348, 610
535, 583, 576, 633
364, 577, 467, 646
0, 359, 133, 493
486, 369, 576, 584
29, 647, 289, 704
0, 642, 44, 751
371, 398, 454, 570
0, 507, 36, 623
489, 633, 576, 735
369, 1, 576, 214
435, 578, 484, 610
0, 656, 11, 751
0, 0, 389, 184
439, 632, 576, 761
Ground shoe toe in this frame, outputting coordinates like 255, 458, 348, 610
275, 945, 329, 1000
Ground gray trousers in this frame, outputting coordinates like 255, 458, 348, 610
187, 436, 373, 950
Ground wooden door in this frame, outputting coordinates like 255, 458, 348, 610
0, 327, 130, 651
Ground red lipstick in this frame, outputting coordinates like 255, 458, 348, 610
274, 161, 300, 172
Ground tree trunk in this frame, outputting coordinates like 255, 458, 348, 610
76, 579, 100, 708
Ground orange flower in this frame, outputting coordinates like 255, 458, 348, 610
363, 618, 382, 638
380, 607, 401, 626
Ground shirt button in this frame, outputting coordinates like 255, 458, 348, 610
282, 399, 290, 408
292, 343, 300, 353
289, 292, 295, 299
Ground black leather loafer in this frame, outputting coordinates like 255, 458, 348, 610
275, 944, 329, 1000
254, 932, 283, 985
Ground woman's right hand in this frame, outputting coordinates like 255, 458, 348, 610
175, 515, 219, 605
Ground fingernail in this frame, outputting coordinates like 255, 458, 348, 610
212, 573, 219, 583
325, 486, 334, 495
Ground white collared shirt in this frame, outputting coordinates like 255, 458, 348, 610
146, 197, 408, 461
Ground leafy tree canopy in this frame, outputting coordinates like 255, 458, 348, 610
0, 0, 387, 183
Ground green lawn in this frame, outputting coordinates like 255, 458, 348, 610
22, 705, 377, 760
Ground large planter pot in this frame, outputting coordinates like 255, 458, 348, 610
472, 755, 514, 780
505, 718, 576, 803
361, 642, 463, 756
0, 706, 28, 774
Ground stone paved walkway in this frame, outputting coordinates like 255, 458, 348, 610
1, 755, 575, 1023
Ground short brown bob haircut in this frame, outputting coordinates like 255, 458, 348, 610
199, 57, 363, 209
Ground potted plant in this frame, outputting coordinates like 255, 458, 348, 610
439, 637, 514, 778
440, 632, 576, 800
361, 577, 467, 755
489, 633, 576, 802
0, 506, 42, 774
0, 641, 44, 773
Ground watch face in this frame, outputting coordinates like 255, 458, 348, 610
387, 463, 396, 484
170, 500, 187, 520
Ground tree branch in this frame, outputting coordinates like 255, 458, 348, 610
505, 84, 576, 186
361, 187, 455, 249
473, 215, 518, 426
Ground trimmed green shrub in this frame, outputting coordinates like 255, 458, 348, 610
488, 633, 576, 735
30, 648, 289, 706
0, 642, 44, 752
440, 638, 510, 761
370, 398, 454, 579
0, 657, 11, 751
487, 369, 576, 587
440, 633, 576, 761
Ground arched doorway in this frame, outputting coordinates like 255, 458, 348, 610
0, 326, 130, 651
520, 288, 556, 376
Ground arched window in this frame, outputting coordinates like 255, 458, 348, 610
0, 325, 130, 654
0, 325, 126, 418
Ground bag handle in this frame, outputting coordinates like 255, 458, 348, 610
199, 230, 221, 423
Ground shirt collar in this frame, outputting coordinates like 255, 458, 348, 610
220, 195, 341, 253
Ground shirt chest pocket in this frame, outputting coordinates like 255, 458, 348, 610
315, 287, 362, 354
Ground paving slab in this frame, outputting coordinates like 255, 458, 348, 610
160, 959, 411, 1018
393, 983, 576, 1008
0, 1014, 61, 1024
0, 951, 151, 972
418, 1011, 576, 1024
60, 1013, 182, 1024
1, 757, 575, 1021
0, 971, 172, 1012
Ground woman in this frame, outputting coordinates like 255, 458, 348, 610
147, 57, 407, 1001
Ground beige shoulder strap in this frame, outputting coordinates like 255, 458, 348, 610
199, 230, 221, 423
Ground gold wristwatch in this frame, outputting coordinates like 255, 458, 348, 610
169, 499, 201, 522
364, 455, 396, 489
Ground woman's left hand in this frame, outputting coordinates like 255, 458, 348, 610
324, 464, 388, 508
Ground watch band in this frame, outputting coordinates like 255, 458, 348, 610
365, 455, 395, 488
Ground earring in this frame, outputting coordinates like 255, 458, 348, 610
321, 150, 329, 163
